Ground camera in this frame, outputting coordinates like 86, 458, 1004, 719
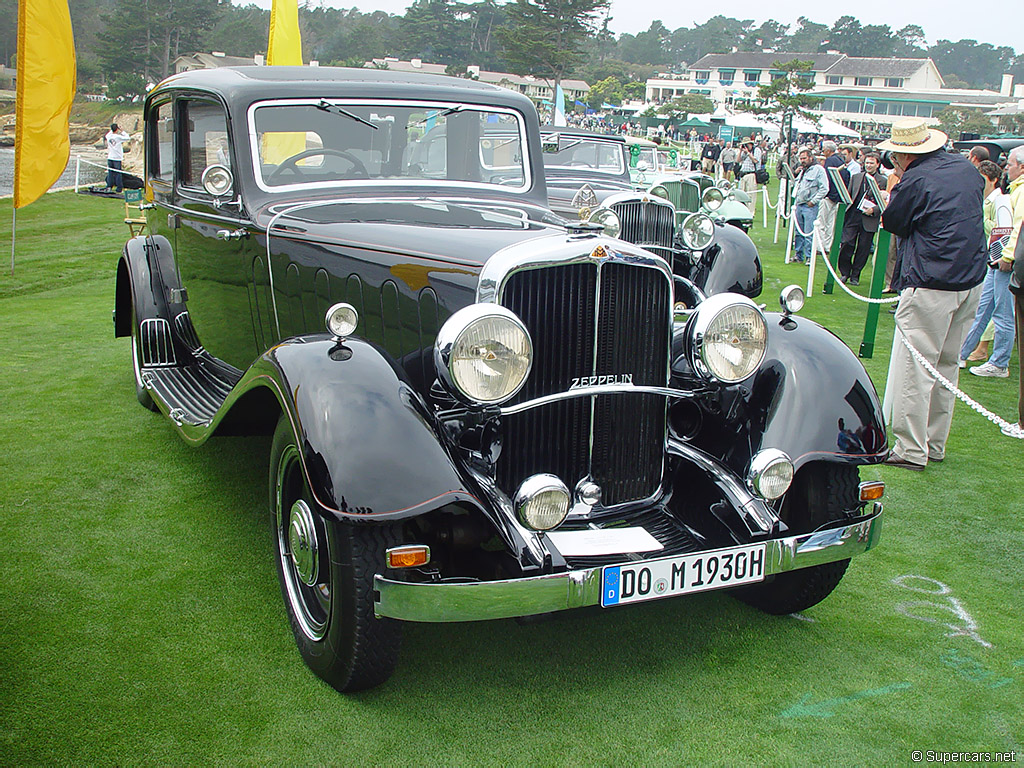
879, 150, 896, 170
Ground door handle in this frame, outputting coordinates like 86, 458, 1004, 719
217, 228, 250, 240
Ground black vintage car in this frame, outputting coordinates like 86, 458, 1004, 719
540, 129, 761, 297
115, 67, 887, 693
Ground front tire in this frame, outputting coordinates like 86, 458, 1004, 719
270, 415, 402, 692
735, 463, 859, 615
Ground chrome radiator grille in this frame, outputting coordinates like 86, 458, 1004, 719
497, 260, 671, 507
610, 200, 675, 264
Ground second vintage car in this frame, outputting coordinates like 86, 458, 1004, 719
115, 66, 887, 693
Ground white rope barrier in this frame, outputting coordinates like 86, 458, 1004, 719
895, 325, 1020, 434
807, 247, 1018, 437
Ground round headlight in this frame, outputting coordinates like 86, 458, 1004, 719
702, 187, 724, 211
681, 212, 715, 250
325, 302, 358, 339
649, 184, 670, 200
748, 449, 794, 500
780, 284, 805, 315
201, 164, 233, 197
689, 294, 767, 383
716, 179, 733, 191
515, 474, 570, 531
588, 207, 621, 238
435, 305, 532, 405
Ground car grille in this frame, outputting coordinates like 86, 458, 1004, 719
679, 180, 700, 214
609, 199, 675, 264
497, 260, 671, 507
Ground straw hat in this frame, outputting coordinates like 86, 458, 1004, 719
875, 118, 948, 154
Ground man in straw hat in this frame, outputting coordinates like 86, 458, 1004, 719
878, 117, 987, 470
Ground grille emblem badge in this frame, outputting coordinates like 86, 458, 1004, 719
569, 373, 633, 390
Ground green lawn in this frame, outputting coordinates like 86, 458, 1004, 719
1, 189, 1022, 765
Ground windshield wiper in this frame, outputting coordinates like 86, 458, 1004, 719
316, 100, 378, 131
410, 106, 465, 128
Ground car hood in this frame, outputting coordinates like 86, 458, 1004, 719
252, 196, 565, 267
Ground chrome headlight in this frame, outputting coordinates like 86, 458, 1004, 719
589, 207, 621, 238
716, 179, 733, 191
702, 187, 724, 211
681, 212, 715, 250
325, 302, 358, 340
780, 285, 805, 315
688, 293, 767, 383
435, 305, 533, 405
748, 449, 794, 500
649, 184, 670, 200
515, 474, 570, 531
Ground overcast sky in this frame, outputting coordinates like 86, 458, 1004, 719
245, 0, 1022, 53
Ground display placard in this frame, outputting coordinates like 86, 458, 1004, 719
827, 167, 853, 206
865, 174, 887, 214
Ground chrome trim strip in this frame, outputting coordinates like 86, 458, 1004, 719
374, 507, 883, 622
495, 384, 696, 416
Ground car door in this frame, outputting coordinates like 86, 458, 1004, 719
171, 96, 260, 371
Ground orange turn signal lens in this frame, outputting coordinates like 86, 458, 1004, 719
385, 545, 430, 569
859, 481, 885, 502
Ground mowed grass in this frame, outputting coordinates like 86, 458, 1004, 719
1, 188, 1022, 765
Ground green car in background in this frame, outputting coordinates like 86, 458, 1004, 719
626, 136, 755, 233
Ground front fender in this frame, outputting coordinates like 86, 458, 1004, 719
746, 313, 887, 470
239, 336, 480, 522
114, 234, 183, 336
687, 222, 762, 299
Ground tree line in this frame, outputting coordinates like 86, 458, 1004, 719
2, 0, 1023, 103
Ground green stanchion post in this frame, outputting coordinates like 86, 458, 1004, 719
822, 203, 846, 295
858, 228, 892, 358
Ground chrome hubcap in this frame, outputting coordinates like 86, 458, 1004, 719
288, 499, 319, 586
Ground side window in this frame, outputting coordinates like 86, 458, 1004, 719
149, 101, 174, 181
179, 99, 230, 190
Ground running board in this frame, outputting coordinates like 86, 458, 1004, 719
141, 355, 241, 427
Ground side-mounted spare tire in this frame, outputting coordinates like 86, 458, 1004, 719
270, 414, 403, 692
734, 463, 859, 615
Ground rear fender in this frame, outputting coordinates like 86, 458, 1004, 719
114, 235, 184, 336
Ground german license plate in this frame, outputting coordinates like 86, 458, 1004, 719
601, 544, 766, 607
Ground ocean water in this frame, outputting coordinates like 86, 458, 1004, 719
0, 147, 109, 197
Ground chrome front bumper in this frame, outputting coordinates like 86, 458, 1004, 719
374, 506, 882, 622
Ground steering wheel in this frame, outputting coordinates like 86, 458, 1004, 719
268, 148, 369, 183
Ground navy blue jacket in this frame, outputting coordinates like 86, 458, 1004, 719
883, 150, 986, 292
824, 153, 849, 202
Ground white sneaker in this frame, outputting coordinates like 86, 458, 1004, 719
1001, 423, 1024, 439
958, 358, 966, 369
969, 362, 1009, 378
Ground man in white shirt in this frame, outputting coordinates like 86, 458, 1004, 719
840, 143, 862, 176
104, 123, 130, 193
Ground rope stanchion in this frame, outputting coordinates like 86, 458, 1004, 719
809, 249, 1018, 437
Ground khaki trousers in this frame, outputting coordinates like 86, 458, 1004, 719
739, 172, 757, 216
815, 198, 839, 255
890, 285, 982, 464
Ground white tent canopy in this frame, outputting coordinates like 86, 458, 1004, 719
793, 113, 861, 138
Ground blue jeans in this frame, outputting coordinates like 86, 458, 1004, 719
106, 159, 123, 191
959, 266, 1015, 368
793, 202, 817, 262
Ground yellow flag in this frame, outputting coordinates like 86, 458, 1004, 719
267, 0, 303, 66
263, 0, 305, 164
14, 0, 76, 209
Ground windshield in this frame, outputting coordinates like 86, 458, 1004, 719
250, 99, 529, 192
540, 135, 626, 175
636, 148, 657, 169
